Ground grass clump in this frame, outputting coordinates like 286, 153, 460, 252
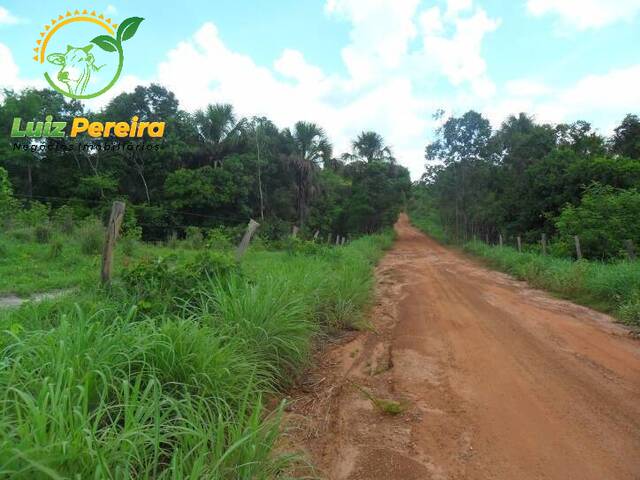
78, 218, 105, 255
0, 229, 393, 476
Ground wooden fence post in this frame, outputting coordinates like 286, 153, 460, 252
101, 201, 125, 285
541, 233, 547, 255
517, 236, 522, 253
236, 219, 260, 260
499, 234, 503, 248
313, 230, 320, 241
625, 239, 636, 261
292, 225, 299, 238
341, 236, 346, 246
335, 235, 341, 246
574, 235, 582, 260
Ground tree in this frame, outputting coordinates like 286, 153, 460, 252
285, 121, 331, 227
0, 166, 18, 219
352, 131, 394, 163
425, 111, 492, 240
611, 114, 640, 159
194, 104, 246, 167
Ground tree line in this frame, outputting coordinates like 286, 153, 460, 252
0, 85, 411, 240
415, 110, 640, 259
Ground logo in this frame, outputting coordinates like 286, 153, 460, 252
34, 10, 143, 99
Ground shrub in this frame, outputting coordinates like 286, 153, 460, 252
10, 227, 33, 243
120, 236, 138, 256
48, 238, 64, 258
0, 166, 18, 219
555, 184, 640, 260
34, 224, 52, 244
15, 201, 50, 227
205, 227, 233, 251
166, 231, 179, 249
284, 236, 329, 256
78, 218, 104, 255
52, 205, 75, 234
122, 251, 239, 310
185, 226, 204, 249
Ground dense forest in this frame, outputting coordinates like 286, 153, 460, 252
414, 110, 640, 260
0, 85, 411, 240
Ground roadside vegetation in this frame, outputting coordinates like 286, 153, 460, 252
0, 83, 404, 477
410, 109, 640, 329
0, 214, 393, 477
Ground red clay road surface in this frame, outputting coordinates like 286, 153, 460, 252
286, 214, 640, 479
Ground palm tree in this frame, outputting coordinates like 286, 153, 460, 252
352, 130, 395, 163
194, 103, 246, 167
287, 121, 332, 227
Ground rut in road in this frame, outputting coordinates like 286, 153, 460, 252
284, 214, 640, 480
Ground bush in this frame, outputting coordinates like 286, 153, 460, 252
0, 166, 18, 219
48, 238, 64, 258
205, 227, 234, 251
166, 231, 179, 249
34, 224, 52, 244
185, 226, 204, 249
120, 236, 138, 256
78, 218, 104, 255
555, 184, 640, 260
122, 251, 239, 310
10, 227, 33, 243
15, 201, 50, 227
284, 236, 329, 256
52, 205, 75, 234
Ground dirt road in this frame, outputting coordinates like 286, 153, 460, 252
286, 214, 640, 479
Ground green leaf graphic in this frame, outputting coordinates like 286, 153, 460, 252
117, 17, 144, 43
91, 35, 119, 53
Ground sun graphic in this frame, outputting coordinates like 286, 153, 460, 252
34, 10, 143, 100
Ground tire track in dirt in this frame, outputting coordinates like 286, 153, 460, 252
284, 214, 640, 479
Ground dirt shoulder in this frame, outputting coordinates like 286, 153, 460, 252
283, 214, 640, 480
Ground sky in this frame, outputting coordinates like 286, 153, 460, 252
1, 0, 639, 179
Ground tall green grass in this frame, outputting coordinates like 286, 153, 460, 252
0, 232, 393, 477
463, 241, 640, 327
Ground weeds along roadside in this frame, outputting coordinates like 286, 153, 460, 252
408, 212, 640, 329
0, 231, 394, 478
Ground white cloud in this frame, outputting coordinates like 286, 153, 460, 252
106, 5, 118, 15
418, 2, 500, 98
326, 0, 421, 86
0, 43, 44, 91
505, 79, 550, 97
0, 6, 19, 25
490, 65, 640, 128
527, 0, 640, 29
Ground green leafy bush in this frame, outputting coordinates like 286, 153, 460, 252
0, 166, 18, 220
185, 226, 204, 249
78, 218, 105, 255
10, 227, 33, 242
48, 238, 64, 258
52, 205, 75, 234
34, 224, 52, 244
555, 184, 640, 260
15, 201, 50, 227
122, 251, 239, 309
205, 226, 234, 251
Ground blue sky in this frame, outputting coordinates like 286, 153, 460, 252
1, 0, 639, 178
